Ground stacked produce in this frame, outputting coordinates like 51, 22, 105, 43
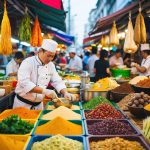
30, 16, 43, 47
87, 120, 136, 135
109, 21, 119, 46
117, 93, 136, 110
0, 0, 12, 55
63, 75, 80, 80
31, 135, 83, 150
111, 83, 134, 94
136, 78, 150, 88
129, 76, 148, 85
83, 96, 112, 110
85, 103, 124, 119
18, 11, 31, 42
124, 13, 137, 53
128, 92, 150, 108
35, 117, 82, 135
42, 106, 81, 120
90, 137, 145, 150
134, 7, 147, 44
143, 117, 150, 142
0, 135, 28, 150
0, 107, 41, 120
90, 77, 119, 91
0, 115, 34, 134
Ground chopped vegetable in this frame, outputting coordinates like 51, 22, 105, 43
0, 115, 34, 134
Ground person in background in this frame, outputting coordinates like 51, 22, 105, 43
13, 39, 73, 110
109, 49, 124, 67
59, 52, 67, 64
133, 44, 150, 77
83, 51, 90, 71
6, 51, 24, 77
27, 51, 35, 57
87, 46, 99, 82
22, 46, 27, 57
123, 53, 132, 68
94, 50, 110, 81
67, 47, 83, 72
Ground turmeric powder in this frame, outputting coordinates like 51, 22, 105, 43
0, 135, 28, 150
35, 117, 82, 135
0, 107, 41, 120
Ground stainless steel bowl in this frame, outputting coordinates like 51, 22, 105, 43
83, 90, 108, 101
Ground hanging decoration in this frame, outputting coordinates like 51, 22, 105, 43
0, 0, 12, 55
18, 7, 31, 42
124, 13, 137, 53
134, 6, 146, 44
100, 35, 110, 47
30, 16, 43, 47
109, 21, 119, 46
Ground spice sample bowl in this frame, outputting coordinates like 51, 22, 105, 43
39, 110, 83, 120
32, 119, 85, 136
86, 135, 150, 150
131, 85, 150, 95
84, 119, 140, 136
26, 135, 87, 150
128, 105, 146, 118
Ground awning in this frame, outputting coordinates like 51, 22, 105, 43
89, 0, 150, 36
0, 0, 66, 33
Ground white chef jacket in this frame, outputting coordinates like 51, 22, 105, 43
13, 55, 66, 110
68, 55, 83, 71
140, 55, 150, 76
109, 55, 124, 67
87, 55, 99, 77
6, 59, 19, 76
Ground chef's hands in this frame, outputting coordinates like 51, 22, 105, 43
42, 89, 57, 99
64, 92, 75, 101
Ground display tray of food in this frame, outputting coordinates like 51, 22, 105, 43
67, 87, 80, 94
0, 135, 31, 150
127, 92, 150, 118
87, 135, 150, 150
84, 119, 140, 136
81, 96, 113, 110
26, 135, 86, 150
32, 117, 85, 136
39, 109, 82, 120
0, 115, 37, 136
0, 107, 41, 120
83, 103, 127, 120
46, 101, 81, 110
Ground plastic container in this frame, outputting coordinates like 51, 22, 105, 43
84, 119, 140, 136
39, 110, 82, 120
111, 68, 131, 78
45, 101, 82, 110
83, 109, 127, 120
26, 135, 87, 150
87, 135, 150, 150
32, 119, 85, 136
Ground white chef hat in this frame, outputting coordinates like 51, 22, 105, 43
69, 47, 76, 53
41, 39, 58, 52
141, 44, 150, 51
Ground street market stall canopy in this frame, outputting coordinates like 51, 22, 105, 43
88, 0, 150, 37
0, 0, 66, 36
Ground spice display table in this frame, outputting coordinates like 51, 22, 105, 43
0, 91, 15, 112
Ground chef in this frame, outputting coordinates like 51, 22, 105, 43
13, 39, 73, 110
6, 51, 24, 77
133, 44, 150, 77
67, 47, 83, 72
